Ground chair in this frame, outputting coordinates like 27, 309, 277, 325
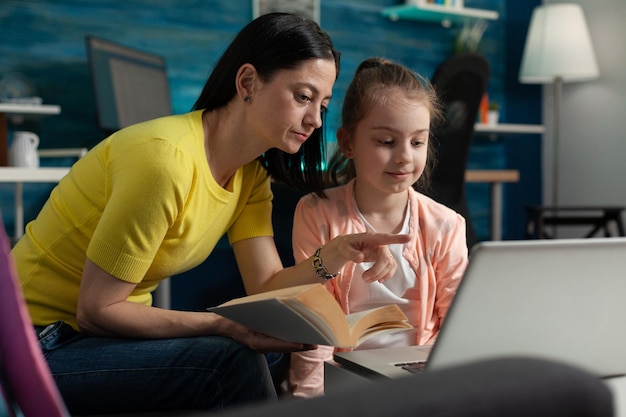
425, 53, 490, 248
0, 220, 615, 417
524, 205, 626, 239
269, 181, 306, 267
0, 219, 70, 416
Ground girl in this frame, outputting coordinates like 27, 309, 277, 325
288, 58, 469, 397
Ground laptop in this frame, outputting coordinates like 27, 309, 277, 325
333, 238, 626, 380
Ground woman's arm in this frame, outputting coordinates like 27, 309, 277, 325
76, 258, 312, 353
234, 232, 411, 295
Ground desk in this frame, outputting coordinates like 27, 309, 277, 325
0, 167, 70, 239
0, 103, 62, 166
465, 169, 519, 241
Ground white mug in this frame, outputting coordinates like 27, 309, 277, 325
9, 131, 40, 168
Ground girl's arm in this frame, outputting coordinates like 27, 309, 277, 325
434, 215, 470, 321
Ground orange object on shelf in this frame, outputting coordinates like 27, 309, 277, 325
479, 92, 489, 124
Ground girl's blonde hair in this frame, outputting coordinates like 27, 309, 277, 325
325, 58, 442, 192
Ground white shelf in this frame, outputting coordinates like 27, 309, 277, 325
381, 4, 498, 26
0, 103, 61, 116
0, 167, 70, 182
474, 123, 545, 134
0, 103, 63, 167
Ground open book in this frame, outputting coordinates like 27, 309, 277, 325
208, 283, 412, 348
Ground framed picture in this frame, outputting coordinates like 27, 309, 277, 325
253, 0, 320, 23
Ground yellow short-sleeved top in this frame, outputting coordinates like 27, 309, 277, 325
12, 110, 273, 329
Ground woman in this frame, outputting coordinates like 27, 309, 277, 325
11, 13, 407, 414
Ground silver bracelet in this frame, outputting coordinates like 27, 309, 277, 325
312, 246, 338, 280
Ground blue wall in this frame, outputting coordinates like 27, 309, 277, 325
0, 0, 541, 242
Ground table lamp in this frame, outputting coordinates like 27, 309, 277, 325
519, 3, 599, 209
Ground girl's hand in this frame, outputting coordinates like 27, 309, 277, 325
326, 232, 411, 283
360, 244, 397, 283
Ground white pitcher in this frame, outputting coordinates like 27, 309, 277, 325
9, 131, 40, 168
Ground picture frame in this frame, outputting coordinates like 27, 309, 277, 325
252, 0, 320, 23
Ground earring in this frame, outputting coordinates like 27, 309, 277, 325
243, 96, 250, 103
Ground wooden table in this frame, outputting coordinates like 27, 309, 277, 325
465, 169, 520, 241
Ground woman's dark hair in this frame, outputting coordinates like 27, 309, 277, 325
192, 13, 340, 197
325, 58, 442, 193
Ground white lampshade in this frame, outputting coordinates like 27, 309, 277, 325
519, 3, 599, 84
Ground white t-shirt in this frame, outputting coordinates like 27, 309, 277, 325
351, 198, 418, 349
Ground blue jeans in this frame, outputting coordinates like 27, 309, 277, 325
35, 321, 277, 414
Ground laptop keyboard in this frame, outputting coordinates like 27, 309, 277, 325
395, 361, 427, 374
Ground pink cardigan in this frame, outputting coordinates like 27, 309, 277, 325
288, 179, 469, 397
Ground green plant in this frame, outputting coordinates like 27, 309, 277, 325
488, 102, 500, 111
453, 19, 488, 54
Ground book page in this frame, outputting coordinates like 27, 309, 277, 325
356, 324, 414, 346
282, 284, 351, 345
282, 298, 348, 346
346, 304, 412, 342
